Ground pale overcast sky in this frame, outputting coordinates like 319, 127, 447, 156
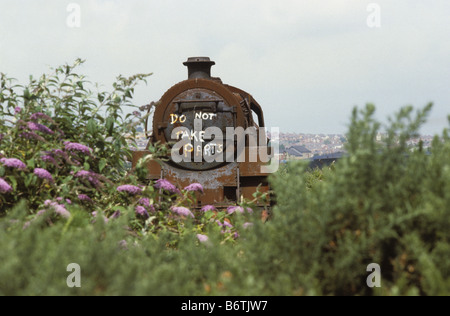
1, 0, 449, 134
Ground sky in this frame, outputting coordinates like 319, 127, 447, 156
0, 0, 449, 135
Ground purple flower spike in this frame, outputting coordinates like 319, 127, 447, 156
111, 211, 121, 219
171, 206, 194, 218
41, 155, 56, 164
0, 158, 27, 170
135, 206, 149, 219
243, 222, 254, 229
184, 183, 204, 194
0, 178, 13, 193
14, 107, 22, 114
117, 185, 142, 195
196, 234, 209, 243
30, 112, 53, 122
74, 170, 100, 187
78, 194, 92, 203
34, 168, 54, 183
20, 132, 45, 142
227, 206, 244, 214
154, 179, 179, 194
138, 198, 150, 207
27, 122, 54, 135
43, 200, 70, 218
200, 205, 216, 212
216, 220, 233, 228
227, 206, 253, 215
224, 221, 234, 228
64, 142, 92, 155
54, 204, 71, 219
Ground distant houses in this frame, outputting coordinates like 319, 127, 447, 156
284, 145, 313, 160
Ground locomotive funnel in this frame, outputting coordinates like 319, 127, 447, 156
183, 57, 215, 79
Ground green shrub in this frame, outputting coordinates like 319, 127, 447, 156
262, 104, 450, 295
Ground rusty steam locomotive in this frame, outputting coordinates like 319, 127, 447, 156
132, 57, 273, 208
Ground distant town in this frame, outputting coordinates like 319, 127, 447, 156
133, 128, 435, 161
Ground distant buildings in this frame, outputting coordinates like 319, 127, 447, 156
285, 145, 313, 160
131, 131, 434, 160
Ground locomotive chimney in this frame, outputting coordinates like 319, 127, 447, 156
183, 57, 215, 79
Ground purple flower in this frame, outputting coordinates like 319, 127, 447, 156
20, 132, 45, 142
37, 210, 47, 216
227, 206, 253, 214
154, 179, 179, 194
45, 149, 69, 163
0, 158, 27, 170
243, 222, 254, 229
78, 194, 92, 203
92, 211, 108, 224
0, 178, 13, 194
74, 170, 100, 187
184, 183, 204, 193
138, 198, 150, 207
54, 204, 71, 218
111, 211, 121, 219
34, 168, 54, 182
224, 221, 233, 228
227, 206, 243, 214
216, 220, 233, 228
171, 206, 194, 218
133, 111, 141, 117
52, 149, 67, 157
200, 205, 216, 212
43, 200, 71, 218
41, 155, 57, 164
117, 185, 142, 195
14, 107, 22, 114
196, 234, 209, 243
30, 112, 53, 122
64, 142, 92, 155
0, 133, 4, 141
56, 197, 71, 204
135, 206, 149, 219
27, 122, 54, 135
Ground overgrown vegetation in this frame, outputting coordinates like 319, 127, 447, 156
0, 61, 449, 295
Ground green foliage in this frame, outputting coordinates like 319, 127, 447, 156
266, 103, 450, 295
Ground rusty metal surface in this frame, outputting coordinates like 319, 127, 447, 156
132, 57, 272, 208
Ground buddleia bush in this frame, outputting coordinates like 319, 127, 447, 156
0, 61, 253, 243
